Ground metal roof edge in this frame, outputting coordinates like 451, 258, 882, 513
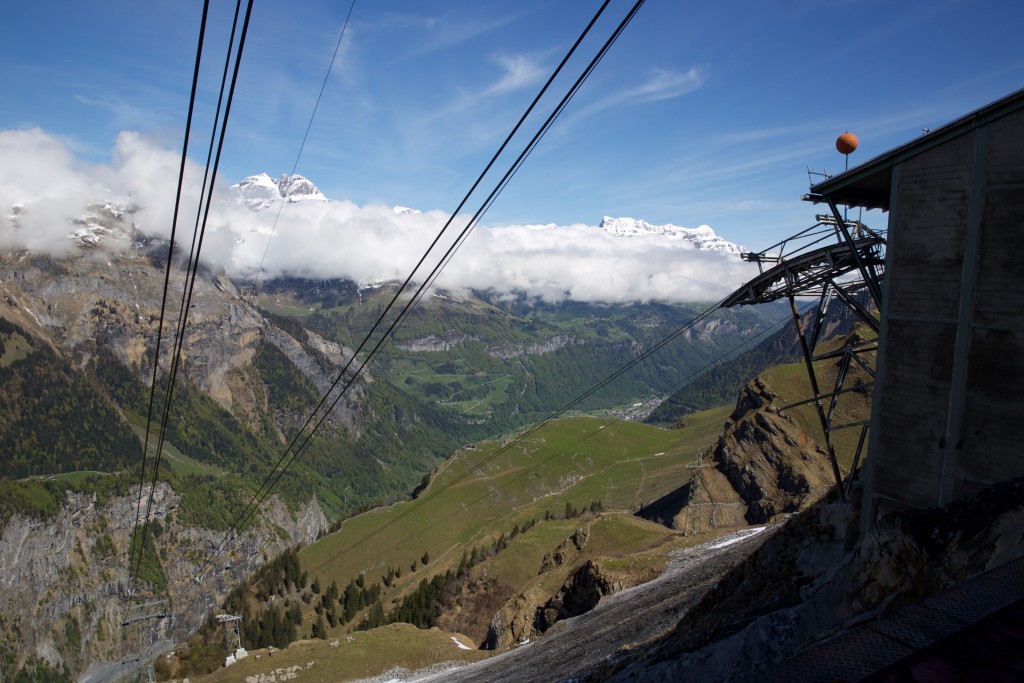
810, 87, 1024, 196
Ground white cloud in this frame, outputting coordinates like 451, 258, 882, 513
433, 221, 747, 302
0, 128, 106, 255
423, 52, 549, 123
578, 66, 705, 117
627, 67, 705, 102
486, 54, 547, 95
103, 131, 204, 238
74, 93, 158, 131
387, 10, 527, 60
0, 129, 749, 303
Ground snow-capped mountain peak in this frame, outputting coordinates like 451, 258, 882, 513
599, 216, 744, 254
67, 201, 136, 248
276, 174, 326, 202
233, 173, 327, 209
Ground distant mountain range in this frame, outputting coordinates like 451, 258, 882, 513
231, 173, 745, 254
598, 216, 744, 254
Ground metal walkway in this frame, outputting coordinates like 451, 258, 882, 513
745, 555, 1024, 682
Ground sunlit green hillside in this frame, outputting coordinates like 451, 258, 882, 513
299, 408, 728, 613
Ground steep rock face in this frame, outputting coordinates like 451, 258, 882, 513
690, 317, 740, 342
668, 378, 835, 534
535, 560, 622, 634
485, 527, 591, 650
485, 592, 540, 651
667, 467, 748, 535
394, 333, 580, 359
610, 479, 1024, 682
394, 334, 479, 353
0, 483, 327, 677
489, 335, 580, 360
261, 323, 360, 428
0, 250, 364, 423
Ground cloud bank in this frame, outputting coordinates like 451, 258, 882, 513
0, 129, 750, 303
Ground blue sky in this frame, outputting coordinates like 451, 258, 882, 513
2, 0, 1023, 298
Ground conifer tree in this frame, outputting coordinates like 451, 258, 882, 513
343, 579, 359, 622
313, 613, 327, 639
288, 601, 302, 626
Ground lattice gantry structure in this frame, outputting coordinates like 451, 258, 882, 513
120, 598, 171, 682
722, 210, 886, 500
217, 613, 249, 667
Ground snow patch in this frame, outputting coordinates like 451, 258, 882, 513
708, 526, 767, 550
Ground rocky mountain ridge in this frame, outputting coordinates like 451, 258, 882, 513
232, 173, 328, 210
0, 247, 361, 428
0, 481, 327, 680
0, 243, 466, 676
598, 216, 745, 254
669, 377, 837, 533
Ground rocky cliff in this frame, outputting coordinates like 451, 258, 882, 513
485, 527, 593, 650
483, 371, 849, 654
644, 377, 841, 535
0, 481, 327, 678
0, 248, 361, 422
602, 477, 1024, 681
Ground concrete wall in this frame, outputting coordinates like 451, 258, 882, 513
868, 107, 1024, 518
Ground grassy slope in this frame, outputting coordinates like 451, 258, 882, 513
290, 330, 874, 633
189, 411, 731, 682
125, 416, 227, 479
0, 330, 33, 367
194, 330, 874, 681
298, 408, 729, 626
198, 624, 490, 683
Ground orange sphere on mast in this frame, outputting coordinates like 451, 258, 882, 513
836, 131, 858, 155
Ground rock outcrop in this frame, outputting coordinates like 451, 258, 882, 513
0, 482, 327, 678
535, 560, 622, 634
603, 478, 1024, 681
485, 374, 850, 654
537, 527, 589, 574
485, 527, 591, 650
648, 378, 838, 535
0, 250, 364, 420
488, 335, 579, 360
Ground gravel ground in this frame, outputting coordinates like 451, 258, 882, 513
382, 526, 775, 683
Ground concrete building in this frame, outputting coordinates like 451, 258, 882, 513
808, 88, 1024, 525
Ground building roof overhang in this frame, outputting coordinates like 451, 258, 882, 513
805, 87, 1024, 212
